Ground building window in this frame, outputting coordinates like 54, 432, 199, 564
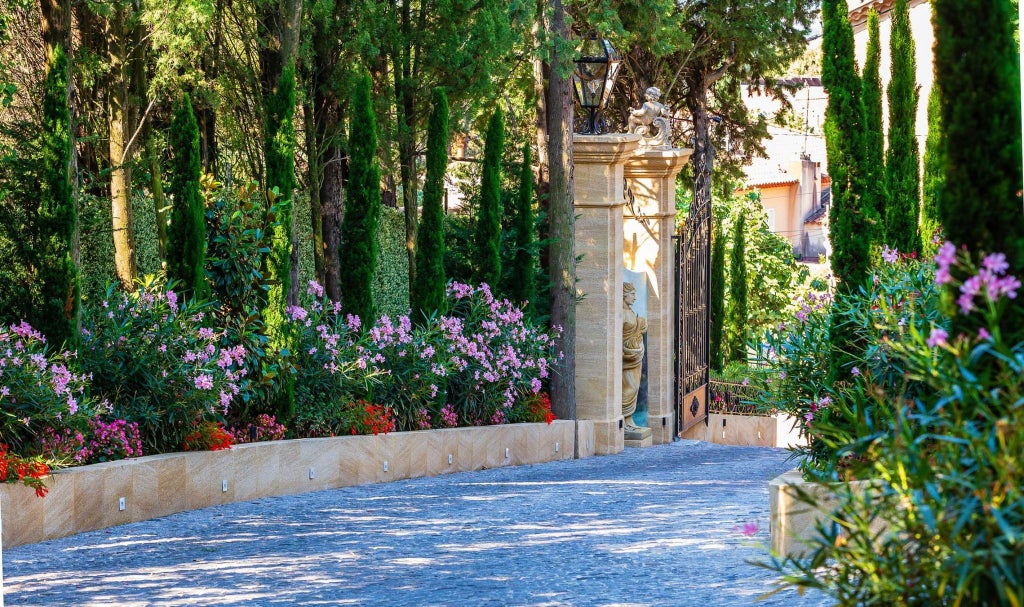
766, 208, 776, 232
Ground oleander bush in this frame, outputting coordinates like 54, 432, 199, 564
79, 278, 247, 454
759, 242, 1024, 605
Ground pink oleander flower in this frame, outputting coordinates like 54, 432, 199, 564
881, 245, 899, 264
851, 367, 860, 377
926, 327, 949, 349
736, 521, 758, 537
194, 374, 214, 390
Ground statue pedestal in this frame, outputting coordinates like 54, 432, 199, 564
573, 133, 642, 455
624, 147, 693, 444
624, 423, 653, 448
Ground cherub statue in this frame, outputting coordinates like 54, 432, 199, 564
627, 86, 671, 148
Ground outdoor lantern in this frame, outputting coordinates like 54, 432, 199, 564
573, 31, 622, 134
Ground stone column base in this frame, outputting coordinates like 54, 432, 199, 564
592, 418, 625, 455
646, 414, 675, 445
624, 435, 653, 448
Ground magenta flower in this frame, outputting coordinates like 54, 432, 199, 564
881, 245, 899, 264
851, 367, 860, 377
926, 327, 949, 348
738, 522, 758, 537
978, 327, 992, 341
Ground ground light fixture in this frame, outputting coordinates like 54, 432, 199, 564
572, 31, 622, 134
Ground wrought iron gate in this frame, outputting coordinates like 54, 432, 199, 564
675, 158, 712, 435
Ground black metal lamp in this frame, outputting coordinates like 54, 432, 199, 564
573, 31, 622, 135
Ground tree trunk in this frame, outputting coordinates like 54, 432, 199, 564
322, 142, 345, 302
545, 0, 576, 429
107, 7, 138, 288
393, 3, 418, 294
532, 2, 552, 294
38, 0, 70, 60
304, 99, 326, 287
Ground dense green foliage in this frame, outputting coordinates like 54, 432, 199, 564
339, 71, 381, 326
167, 93, 208, 300
760, 247, 1024, 604
374, 208, 411, 319
262, 62, 298, 336
35, 45, 79, 348
474, 107, 504, 290
933, 0, 1024, 272
508, 143, 536, 314
860, 9, 885, 249
709, 222, 726, 373
822, 0, 873, 294
883, 0, 920, 254
920, 85, 944, 246
727, 215, 748, 363
262, 62, 298, 420
411, 87, 449, 322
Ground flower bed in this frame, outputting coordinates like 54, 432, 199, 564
0, 420, 594, 548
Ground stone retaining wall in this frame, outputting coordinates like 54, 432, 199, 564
1, 420, 594, 548
680, 413, 804, 448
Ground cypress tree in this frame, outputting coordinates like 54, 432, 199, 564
339, 71, 381, 326
884, 0, 921, 254
167, 93, 208, 300
920, 85, 944, 245
934, 0, 1023, 267
822, 0, 872, 294
474, 107, 504, 289
861, 9, 886, 248
412, 87, 449, 321
508, 143, 537, 314
263, 62, 297, 345
728, 215, 748, 364
709, 222, 726, 373
36, 45, 79, 348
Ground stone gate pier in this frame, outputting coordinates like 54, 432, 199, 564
572, 132, 692, 455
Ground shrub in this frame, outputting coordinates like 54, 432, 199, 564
763, 243, 1023, 604
39, 416, 143, 465
755, 246, 942, 477
0, 321, 93, 453
230, 413, 286, 443
79, 279, 246, 453
338, 400, 396, 436
288, 280, 381, 434
182, 420, 235, 451
0, 444, 50, 497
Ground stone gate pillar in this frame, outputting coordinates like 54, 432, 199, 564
624, 147, 692, 445
572, 133, 641, 455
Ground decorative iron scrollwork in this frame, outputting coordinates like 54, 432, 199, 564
690, 396, 700, 417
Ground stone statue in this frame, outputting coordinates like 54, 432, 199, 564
627, 86, 671, 149
622, 282, 650, 440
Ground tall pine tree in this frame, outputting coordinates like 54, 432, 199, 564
36, 44, 79, 348
412, 87, 449, 321
709, 222, 726, 373
474, 107, 504, 289
508, 143, 537, 314
167, 93, 208, 300
920, 85, 944, 245
884, 0, 921, 254
262, 61, 298, 421
861, 9, 886, 248
822, 0, 872, 293
263, 62, 298, 340
339, 71, 381, 326
728, 215, 748, 364
934, 0, 1024, 340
